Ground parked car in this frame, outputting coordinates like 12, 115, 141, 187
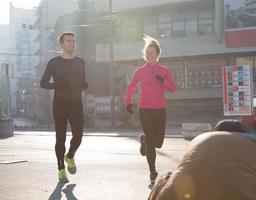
240, 96, 256, 130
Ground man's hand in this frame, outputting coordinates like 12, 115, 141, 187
126, 104, 133, 114
155, 75, 164, 83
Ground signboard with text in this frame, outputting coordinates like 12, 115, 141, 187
223, 65, 253, 116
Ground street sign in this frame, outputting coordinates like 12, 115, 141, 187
86, 94, 96, 117
223, 65, 253, 116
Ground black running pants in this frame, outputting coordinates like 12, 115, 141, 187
53, 99, 84, 170
139, 108, 166, 173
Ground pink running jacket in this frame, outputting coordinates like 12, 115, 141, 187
125, 63, 176, 109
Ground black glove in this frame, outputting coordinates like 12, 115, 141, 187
155, 75, 164, 83
82, 82, 89, 89
126, 104, 133, 114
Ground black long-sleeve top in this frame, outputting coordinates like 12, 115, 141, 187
40, 56, 88, 101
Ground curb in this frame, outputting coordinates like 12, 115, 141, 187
14, 131, 183, 138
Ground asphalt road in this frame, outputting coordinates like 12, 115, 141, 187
0, 132, 189, 200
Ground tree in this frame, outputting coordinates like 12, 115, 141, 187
0, 106, 5, 120
77, 0, 94, 9
246, 0, 256, 6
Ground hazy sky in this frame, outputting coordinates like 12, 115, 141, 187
0, 0, 41, 24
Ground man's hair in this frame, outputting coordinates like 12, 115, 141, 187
142, 34, 161, 61
58, 32, 75, 43
214, 119, 252, 133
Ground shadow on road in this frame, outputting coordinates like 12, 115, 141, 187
63, 184, 78, 200
0, 136, 12, 140
48, 182, 78, 200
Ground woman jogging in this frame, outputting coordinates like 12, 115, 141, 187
125, 34, 176, 188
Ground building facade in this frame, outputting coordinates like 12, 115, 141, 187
0, 25, 12, 116
0, 3, 39, 118
95, 0, 256, 124
9, 3, 39, 117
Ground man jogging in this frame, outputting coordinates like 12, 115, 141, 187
40, 32, 88, 183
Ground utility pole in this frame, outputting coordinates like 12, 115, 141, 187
108, 0, 115, 128
6, 65, 11, 118
1, 64, 12, 117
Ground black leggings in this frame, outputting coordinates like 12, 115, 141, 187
53, 99, 84, 170
139, 109, 166, 173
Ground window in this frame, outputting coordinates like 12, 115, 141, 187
172, 13, 185, 37
198, 10, 214, 35
158, 13, 171, 38
186, 65, 222, 88
173, 68, 185, 88
144, 15, 157, 37
120, 16, 141, 42
185, 12, 197, 36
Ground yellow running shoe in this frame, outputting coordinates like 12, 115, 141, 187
64, 155, 77, 174
58, 169, 69, 183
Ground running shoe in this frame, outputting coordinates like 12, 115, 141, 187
150, 171, 158, 186
64, 155, 77, 174
139, 134, 147, 156
58, 169, 69, 183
